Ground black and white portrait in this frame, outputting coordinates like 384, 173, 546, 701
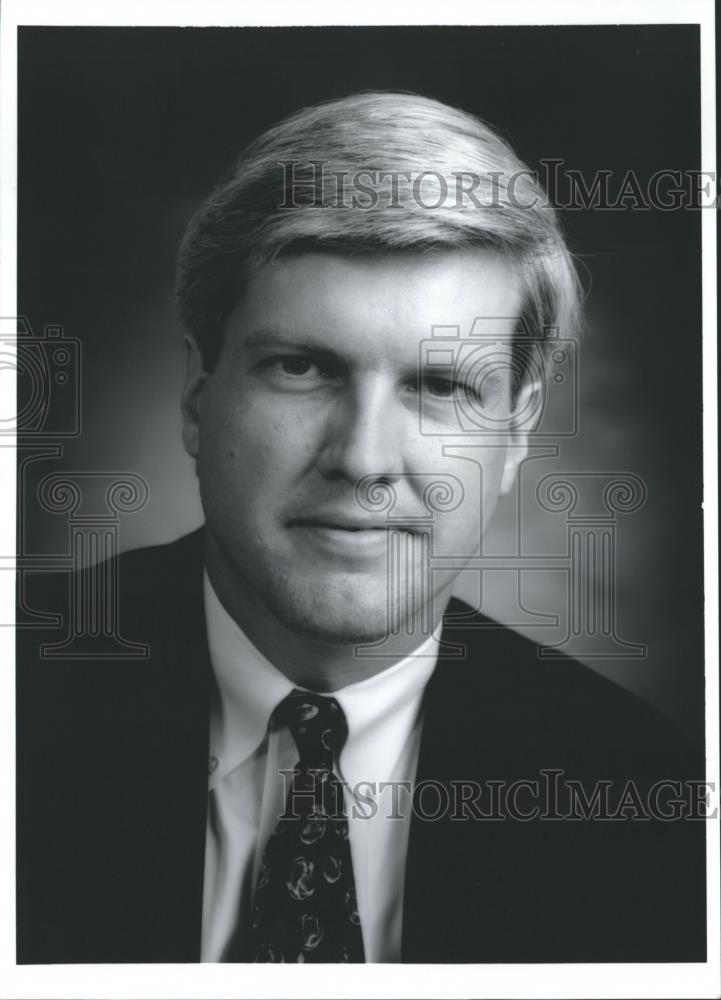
3, 4, 717, 998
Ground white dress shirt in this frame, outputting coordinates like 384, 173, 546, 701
200, 572, 440, 962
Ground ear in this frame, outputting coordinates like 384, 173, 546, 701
181, 335, 208, 459
499, 377, 541, 495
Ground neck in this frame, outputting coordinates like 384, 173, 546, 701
205, 541, 450, 692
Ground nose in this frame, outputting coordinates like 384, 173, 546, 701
316, 380, 405, 484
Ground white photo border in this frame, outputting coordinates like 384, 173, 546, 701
0, 2, 717, 998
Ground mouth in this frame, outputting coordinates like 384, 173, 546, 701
293, 520, 388, 531
288, 517, 421, 557
289, 515, 421, 532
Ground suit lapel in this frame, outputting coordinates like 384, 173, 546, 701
141, 529, 212, 961
400, 602, 533, 963
400, 636, 474, 960
100, 529, 212, 962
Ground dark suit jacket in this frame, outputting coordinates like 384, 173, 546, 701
17, 529, 706, 963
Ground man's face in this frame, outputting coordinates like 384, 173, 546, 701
183, 249, 528, 644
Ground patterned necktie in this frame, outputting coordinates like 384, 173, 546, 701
243, 689, 366, 963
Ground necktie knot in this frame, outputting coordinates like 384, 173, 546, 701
273, 689, 348, 770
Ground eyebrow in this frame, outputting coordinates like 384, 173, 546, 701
234, 326, 345, 360
235, 325, 501, 383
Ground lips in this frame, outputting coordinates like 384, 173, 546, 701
289, 515, 421, 532
289, 516, 392, 531
287, 516, 422, 559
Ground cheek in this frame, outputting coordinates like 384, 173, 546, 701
436, 448, 507, 531
199, 392, 318, 493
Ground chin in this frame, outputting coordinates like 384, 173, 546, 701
277, 600, 393, 646
267, 574, 399, 646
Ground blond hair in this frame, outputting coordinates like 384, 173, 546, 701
177, 91, 582, 374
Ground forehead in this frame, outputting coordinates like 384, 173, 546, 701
223, 249, 525, 364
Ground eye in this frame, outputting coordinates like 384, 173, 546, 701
424, 376, 456, 399
416, 374, 465, 401
277, 356, 315, 376
264, 353, 339, 387
269, 355, 333, 378
415, 374, 488, 409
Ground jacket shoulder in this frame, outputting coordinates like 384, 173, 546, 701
437, 597, 699, 764
19, 527, 205, 635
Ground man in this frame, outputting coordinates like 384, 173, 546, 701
17, 92, 705, 964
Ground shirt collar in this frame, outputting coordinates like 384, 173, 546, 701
205, 572, 294, 785
333, 632, 439, 790
204, 570, 440, 788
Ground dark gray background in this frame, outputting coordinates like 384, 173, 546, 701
17, 25, 704, 740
